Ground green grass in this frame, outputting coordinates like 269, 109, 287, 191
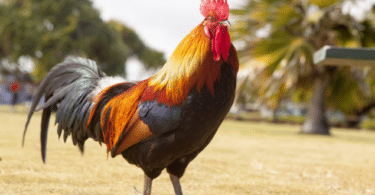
1, 110, 375, 194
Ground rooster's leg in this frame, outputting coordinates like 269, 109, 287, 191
169, 174, 183, 195
134, 174, 152, 195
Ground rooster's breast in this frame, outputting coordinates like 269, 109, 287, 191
176, 61, 237, 152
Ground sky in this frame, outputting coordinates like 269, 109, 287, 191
91, 0, 375, 57
92, 0, 243, 57
91, 0, 243, 80
342, 0, 375, 20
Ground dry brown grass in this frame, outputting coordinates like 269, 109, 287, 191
1, 109, 375, 195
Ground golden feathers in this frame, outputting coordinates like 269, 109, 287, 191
149, 23, 222, 105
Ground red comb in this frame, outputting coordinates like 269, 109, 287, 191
200, 0, 229, 20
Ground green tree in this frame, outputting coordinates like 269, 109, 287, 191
231, 0, 375, 134
0, 0, 165, 81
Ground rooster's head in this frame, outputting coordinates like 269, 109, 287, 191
200, 0, 231, 61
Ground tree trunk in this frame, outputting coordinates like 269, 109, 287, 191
301, 69, 331, 135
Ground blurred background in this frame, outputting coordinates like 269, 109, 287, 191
1, 0, 375, 134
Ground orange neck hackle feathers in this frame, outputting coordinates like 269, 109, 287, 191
147, 0, 233, 105
148, 23, 222, 106
148, 21, 238, 106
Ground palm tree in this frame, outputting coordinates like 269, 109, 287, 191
231, 0, 375, 134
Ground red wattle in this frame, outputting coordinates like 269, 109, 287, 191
212, 25, 231, 61
213, 26, 221, 61
220, 26, 230, 61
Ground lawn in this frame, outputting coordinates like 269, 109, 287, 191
1, 110, 375, 195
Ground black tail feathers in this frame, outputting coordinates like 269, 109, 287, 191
23, 57, 106, 163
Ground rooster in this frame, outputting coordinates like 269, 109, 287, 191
23, 0, 238, 194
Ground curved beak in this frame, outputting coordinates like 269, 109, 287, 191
219, 20, 231, 27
